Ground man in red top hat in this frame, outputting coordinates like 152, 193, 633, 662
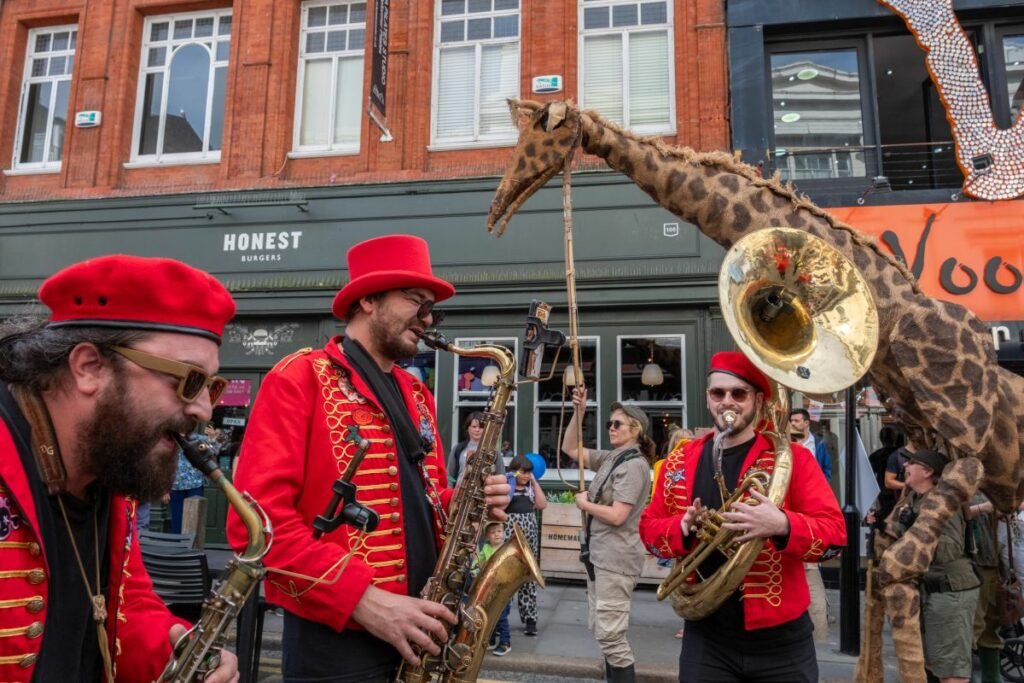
228, 234, 511, 682
0, 255, 238, 682
639, 351, 845, 683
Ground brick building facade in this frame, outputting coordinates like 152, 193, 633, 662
0, 0, 729, 201
0, 1, 740, 502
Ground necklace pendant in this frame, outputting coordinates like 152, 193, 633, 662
91, 595, 107, 623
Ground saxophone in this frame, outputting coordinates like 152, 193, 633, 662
396, 331, 544, 683
158, 434, 273, 682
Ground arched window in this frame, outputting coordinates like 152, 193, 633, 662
133, 11, 231, 162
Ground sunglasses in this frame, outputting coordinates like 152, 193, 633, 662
113, 346, 229, 404
707, 387, 752, 402
401, 290, 444, 325
606, 419, 630, 431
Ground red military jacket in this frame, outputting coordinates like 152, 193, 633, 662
227, 337, 454, 633
0, 422, 184, 682
639, 431, 845, 631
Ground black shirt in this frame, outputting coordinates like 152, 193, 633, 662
0, 384, 111, 682
686, 435, 807, 642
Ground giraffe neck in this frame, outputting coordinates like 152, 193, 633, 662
573, 109, 923, 346
578, 112, 743, 249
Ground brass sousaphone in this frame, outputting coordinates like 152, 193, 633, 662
657, 227, 878, 619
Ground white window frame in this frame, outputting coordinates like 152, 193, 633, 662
452, 337, 518, 456
429, 0, 521, 150
12, 25, 77, 172
129, 9, 232, 166
533, 336, 601, 451
291, 0, 366, 156
578, 0, 676, 135
616, 333, 687, 424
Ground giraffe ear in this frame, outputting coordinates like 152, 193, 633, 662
543, 102, 568, 132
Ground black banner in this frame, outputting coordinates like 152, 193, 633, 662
370, 0, 390, 116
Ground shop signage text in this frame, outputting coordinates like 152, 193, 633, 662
832, 202, 1024, 321
222, 230, 303, 262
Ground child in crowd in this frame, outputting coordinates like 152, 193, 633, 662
505, 453, 546, 636
478, 521, 512, 656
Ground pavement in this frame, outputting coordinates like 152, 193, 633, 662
218, 567, 901, 683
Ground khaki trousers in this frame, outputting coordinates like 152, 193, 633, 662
586, 566, 638, 667
805, 563, 829, 642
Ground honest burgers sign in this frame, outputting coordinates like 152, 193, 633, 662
222, 230, 303, 262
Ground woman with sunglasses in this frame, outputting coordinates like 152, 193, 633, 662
562, 387, 654, 683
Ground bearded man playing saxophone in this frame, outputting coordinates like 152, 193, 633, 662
639, 351, 845, 683
0, 255, 239, 682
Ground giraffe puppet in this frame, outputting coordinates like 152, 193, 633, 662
486, 99, 1024, 683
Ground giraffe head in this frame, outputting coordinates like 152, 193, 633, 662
487, 100, 582, 236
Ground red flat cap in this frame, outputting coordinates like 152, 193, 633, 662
40, 255, 236, 344
709, 351, 772, 398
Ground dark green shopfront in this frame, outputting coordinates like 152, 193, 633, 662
0, 173, 737, 544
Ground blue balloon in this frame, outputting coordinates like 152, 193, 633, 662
526, 452, 546, 480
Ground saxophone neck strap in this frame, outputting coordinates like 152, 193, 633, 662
584, 448, 640, 539
10, 384, 68, 495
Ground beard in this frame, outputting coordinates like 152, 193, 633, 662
369, 306, 419, 361
80, 371, 192, 501
712, 401, 759, 435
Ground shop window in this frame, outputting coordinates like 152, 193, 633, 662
132, 10, 231, 163
872, 33, 958, 191
580, 0, 674, 133
1004, 33, 1024, 121
211, 377, 255, 473
770, 49, 866, 181
534, 337, 598, 468
432, 0, 520, 147
618, 335, 685, 455
14, 26, 77, 170
452, 337, 517, 457
397, 345, 439, 394
294, 1, 366, 153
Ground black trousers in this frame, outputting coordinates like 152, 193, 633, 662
281, 609, 398, 683
678, 612, 818, 683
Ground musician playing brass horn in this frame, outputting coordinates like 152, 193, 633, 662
227, 235, 510, 683
639, 351, 844, 683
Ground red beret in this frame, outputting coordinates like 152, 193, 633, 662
40, 255, 236, 344
709, 351, 772, 398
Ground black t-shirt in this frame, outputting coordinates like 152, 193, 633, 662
282, 359, 440, 681
686, 435, 807, 642
0, 384, 111, 683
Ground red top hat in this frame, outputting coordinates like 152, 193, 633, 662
708, 351, 772, 398
332, 235, 455, 319
40, 254, 236, 344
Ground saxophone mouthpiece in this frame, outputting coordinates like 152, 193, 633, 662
171, 433, 219, 478
415, 328, 450, 350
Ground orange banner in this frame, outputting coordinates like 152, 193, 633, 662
831, 202, 1024, 322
